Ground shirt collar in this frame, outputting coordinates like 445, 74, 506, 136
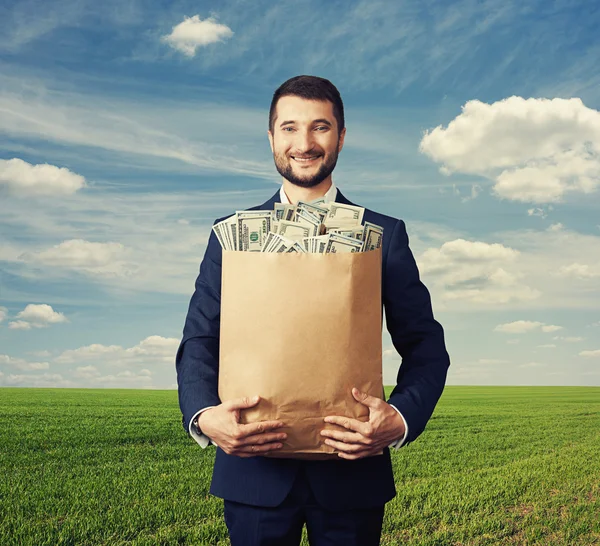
279, 180, 337, 205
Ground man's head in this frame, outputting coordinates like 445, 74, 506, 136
268, 75, 346, 189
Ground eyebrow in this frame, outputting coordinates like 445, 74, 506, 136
279, 118, 333, 128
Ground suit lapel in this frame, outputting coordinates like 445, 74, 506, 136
334, 188, 356, 206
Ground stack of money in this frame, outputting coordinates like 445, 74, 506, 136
213, 200, 383, 253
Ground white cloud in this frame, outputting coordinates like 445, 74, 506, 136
10, 304, 68, 330
54, 344, 123, 364
1, 372, 75, 388
8, 320, 32, 330
520, 361, 545, 368
420, 96, 600, 204
0, 307, 7, 323
20, 239, 135, 278
28, 350, 51, 357
537, 344, 556, 348
579, 350, 600, 358
0, 158, 85, 197
494, 320, 563, 334
553, 336, 584, 342
74, 365, 101, 379
527, 207, 552, 219
478, 359, 509, 364
557, 263, 600, 279
541, 325, 563, 333
0, 354, 50, 371
418, 239, 538, 304
54, 336, 179, 366
162, 15, 234, 57
125, 336, 180, 359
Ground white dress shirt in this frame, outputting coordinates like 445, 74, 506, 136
189, 181, 410, 450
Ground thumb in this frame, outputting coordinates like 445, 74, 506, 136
352, 388, 380, 408
227, 395, 260, 411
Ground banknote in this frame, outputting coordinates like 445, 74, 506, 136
325, 233, 364, 253
213, 201, 383, 253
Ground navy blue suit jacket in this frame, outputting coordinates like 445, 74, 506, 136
176, 187, 450, 510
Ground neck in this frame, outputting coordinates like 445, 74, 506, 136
282, 178, 333, 205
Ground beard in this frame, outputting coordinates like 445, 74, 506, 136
273, 146, 339, 189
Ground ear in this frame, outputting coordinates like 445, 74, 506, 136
337, 127, 346, 153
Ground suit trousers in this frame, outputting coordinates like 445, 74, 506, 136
223, 464, 385, 546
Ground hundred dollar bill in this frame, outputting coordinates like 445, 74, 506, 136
295, 209, 322, 236
237, 211, 272, 252
286, 240, 307, 253
325, 203, 364, 226
261, 232, 278, 253
274, 203, 296, 221
277, 220, 313, 240
224, 216, 238, 251
213, 217, 235, 250
327, 226, 364, 241
297, 201, 328, 223
325, 232, 363, 253
362, 222, 384, 251
303, 234, 330, 253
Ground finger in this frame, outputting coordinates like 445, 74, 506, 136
238, 420, 286, 436
225, 396, 261, 411
237, 442, 283, 455
323, 438, 365, 453
321, 429, 368, 445
337, 449, 373, 460
238, 431, 287, 446
323, 416, 372, 436
352, 388, 382, 409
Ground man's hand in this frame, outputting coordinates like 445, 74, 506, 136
320, 388, 406, 460
197, 396, 287, 458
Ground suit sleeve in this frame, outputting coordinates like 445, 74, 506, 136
384, 219, 450, 445
175, 226, 223, 436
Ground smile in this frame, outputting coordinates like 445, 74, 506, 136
291, 155, 321, 163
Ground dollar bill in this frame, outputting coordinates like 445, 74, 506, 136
278, 220, 313, 240
328, 226, 364, 241
237, 211, 273, 252
295, 209, 322, 236
362, 222, 384, 251
325, 203, 364, 226
297, 201, 328, 223
213, 203, 383, 253
325, 233, 364, 253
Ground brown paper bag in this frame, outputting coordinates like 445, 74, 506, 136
219, 248, 383, 459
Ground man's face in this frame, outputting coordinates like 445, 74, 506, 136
268, 95, 345, 189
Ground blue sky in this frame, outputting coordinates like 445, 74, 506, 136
1, 0, 599, 389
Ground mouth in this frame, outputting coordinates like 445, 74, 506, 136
291, 154, 322, 164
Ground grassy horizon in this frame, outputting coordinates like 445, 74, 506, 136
1, 386, 599, 545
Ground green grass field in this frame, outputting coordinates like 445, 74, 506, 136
1, 386, 598, 545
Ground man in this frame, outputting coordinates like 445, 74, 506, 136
176, 75, 450, 545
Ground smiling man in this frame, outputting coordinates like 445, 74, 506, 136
176, 75, 450, 545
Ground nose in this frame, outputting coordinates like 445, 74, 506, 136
294, 129, 316, 154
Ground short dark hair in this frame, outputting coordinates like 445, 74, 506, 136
269, 75, 345, 137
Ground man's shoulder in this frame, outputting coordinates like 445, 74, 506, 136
362, 207, 402, 231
